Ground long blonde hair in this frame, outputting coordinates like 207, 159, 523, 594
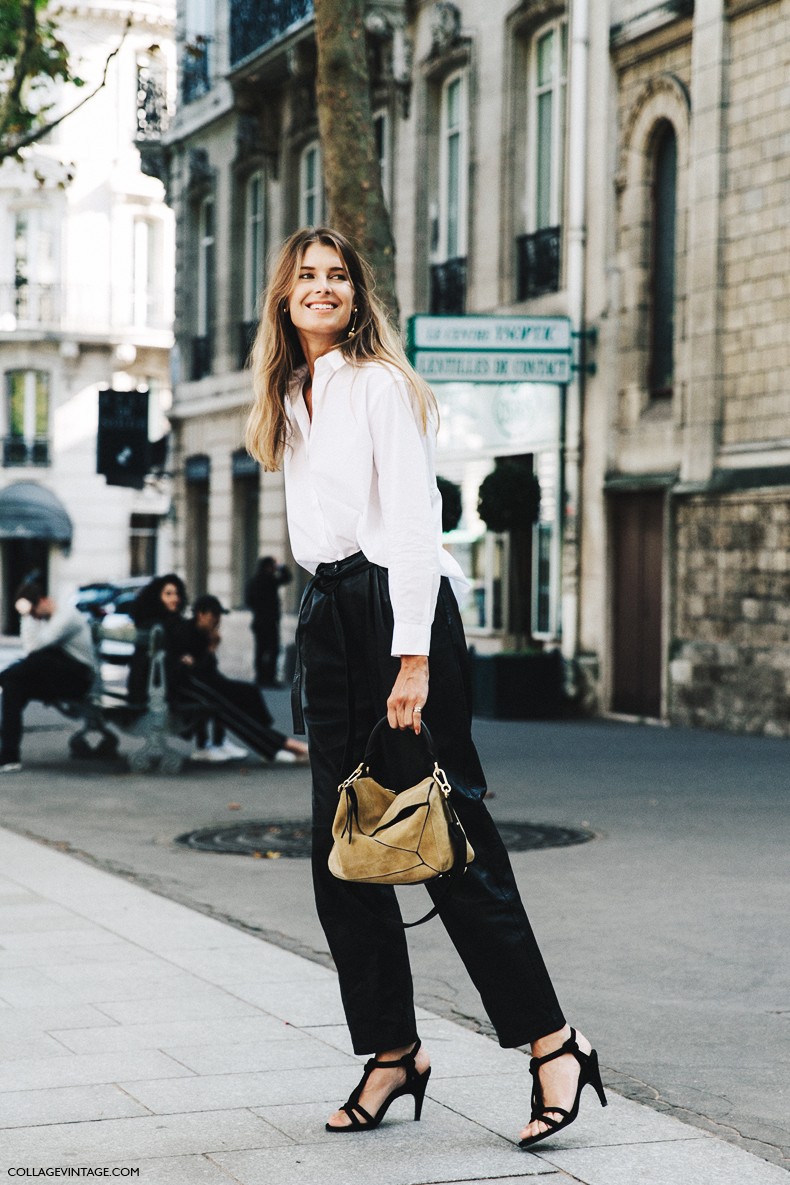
244, 227, 438, 470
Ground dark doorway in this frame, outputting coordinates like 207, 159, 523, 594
2, 539, 49, 635
611, 491, 664, 717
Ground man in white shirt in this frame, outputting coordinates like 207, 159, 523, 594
0, 581, 97, 772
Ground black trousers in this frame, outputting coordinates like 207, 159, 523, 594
0, 648, 93, 761
176, 669, 287, 760
296, 554, 565, 1055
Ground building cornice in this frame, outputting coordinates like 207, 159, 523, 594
51, 1, 174, 32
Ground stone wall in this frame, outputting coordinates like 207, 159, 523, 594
721, 0, 790, 448
670, 488, 790, 735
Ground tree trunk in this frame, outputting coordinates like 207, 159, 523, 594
313, 0, 400, 322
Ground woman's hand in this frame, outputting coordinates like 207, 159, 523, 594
387, 656, 429, 733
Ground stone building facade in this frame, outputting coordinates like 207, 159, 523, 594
165, 0, 790, 734
579, 0, 790, 734
0, 0, 176, 631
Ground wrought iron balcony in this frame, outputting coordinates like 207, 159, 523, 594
230, 0, 314, 67
429, 257, 467, 316
182, 37, 212, 104
0, 282, 60, 328
3, 436, 50, 467
136, 58, 169, 140
238, 320, 257, 370
516, 227, 561, 300
191, 335, 212, 381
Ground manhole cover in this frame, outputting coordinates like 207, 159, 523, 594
175, 820, 594, 858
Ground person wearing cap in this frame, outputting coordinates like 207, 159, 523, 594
177, 593, 308, 765
0, 581, 97, 772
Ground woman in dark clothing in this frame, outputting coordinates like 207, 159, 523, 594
244, 227, 606, 1147
127, 574, 190, 706
128, 576, 307, 764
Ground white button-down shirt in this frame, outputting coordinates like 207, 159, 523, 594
283, 349, 467, 656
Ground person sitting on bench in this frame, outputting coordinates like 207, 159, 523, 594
0, 580, 97, 773
178, 593, 308, 765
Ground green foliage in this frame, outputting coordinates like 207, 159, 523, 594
436, 475, 463, 533
0, 0, 83, 158
477, 457, 541, 534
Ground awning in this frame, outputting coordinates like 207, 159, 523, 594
0, 481, 73, 544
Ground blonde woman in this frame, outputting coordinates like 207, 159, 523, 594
245, 227, 606, 1147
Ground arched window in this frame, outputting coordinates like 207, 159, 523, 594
649, 122, 677, 398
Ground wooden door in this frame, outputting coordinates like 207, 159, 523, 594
611, 491, 664, 717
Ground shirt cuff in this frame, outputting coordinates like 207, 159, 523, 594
391, 622, 432, 658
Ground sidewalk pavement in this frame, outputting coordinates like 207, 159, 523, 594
0, 827, 786, 1185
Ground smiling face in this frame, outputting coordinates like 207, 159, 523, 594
288, 241, 355, 353
160, 582, 181, 613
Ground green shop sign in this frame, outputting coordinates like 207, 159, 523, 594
407, 315, 573, 384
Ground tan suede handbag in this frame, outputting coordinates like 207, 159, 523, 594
328, 719, 474, 924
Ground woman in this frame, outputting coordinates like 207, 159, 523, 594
245, 227, 606, 1147
129, 575, 307, 765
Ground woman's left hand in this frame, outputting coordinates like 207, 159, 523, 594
387, 656, 429, 733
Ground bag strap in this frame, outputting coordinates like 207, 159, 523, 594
360, 715, 438, 770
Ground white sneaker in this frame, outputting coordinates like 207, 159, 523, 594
190, 745, 231, 763
212, 739, 248, 760
0, 761, 22, 773
273, 749, 297, 764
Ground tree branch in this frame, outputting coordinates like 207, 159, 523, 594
0, 0, 39, 138
0, 13, 132, 162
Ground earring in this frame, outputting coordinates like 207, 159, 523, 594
347, 307, 358, 338
281, 302, 289, 315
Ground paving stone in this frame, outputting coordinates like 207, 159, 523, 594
0, 1004, 119, 1038
225, 978, 348, 1026
90, 991, 264, 1026
251, 1096, 511, 1146
0, 1109, 292, 1162
0, 1082, 149, 1128
119, 1065, 362, 1114
105, 1155, 249, 1184
0, 1048, 194, 1093
0, 1033, 70, 1062
212, 1131, 556, 1185
163, 1033, 355, 1075
51, 1014, 305, 1055
426, 1073, 711, 1149
163, 943, 336, 985
539, 1136, 790, 1184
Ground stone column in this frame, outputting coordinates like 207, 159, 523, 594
682, 0, 728, 482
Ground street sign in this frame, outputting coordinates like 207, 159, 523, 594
414, 350, 571, 384
407, 315, 573, 384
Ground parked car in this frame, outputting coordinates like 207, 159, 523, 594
72, 578, 150, 664
73, 577, 150, 620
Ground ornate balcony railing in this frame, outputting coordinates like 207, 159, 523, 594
191, 335, 212, 380
0, 283, 172, 335
516, 227, 561, 300
3, 436, 50, 468
182, 36, 213, 104
429, 257, 467, 316
229, 0, 314, 67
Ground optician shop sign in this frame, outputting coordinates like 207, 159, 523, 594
407, 315, 573, 384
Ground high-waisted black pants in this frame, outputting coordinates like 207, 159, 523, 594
295, 552, 565, 1056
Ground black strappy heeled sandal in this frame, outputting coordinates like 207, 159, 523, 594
325, 1039, 432, 1133
519, 1027, 608, 1150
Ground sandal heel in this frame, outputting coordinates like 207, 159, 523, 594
413, 1066, 431, 1121
587, 1049, 608, 1108
519, 1027, 606, 1150
326, 1039, 430, 1133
